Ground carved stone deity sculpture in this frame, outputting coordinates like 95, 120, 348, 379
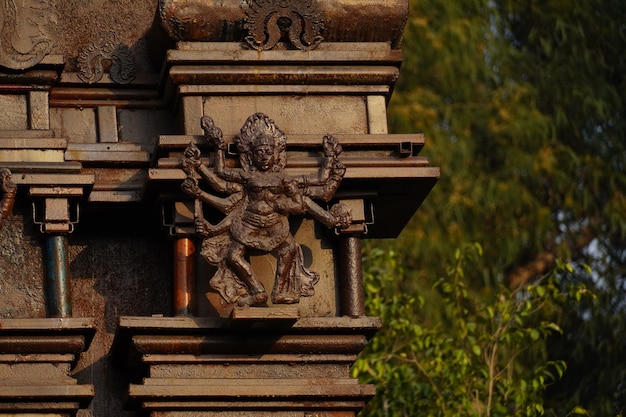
181, 113, 351, 307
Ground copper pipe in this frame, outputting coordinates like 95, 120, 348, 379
173, 237, 196, 316
338, 235, 366, 318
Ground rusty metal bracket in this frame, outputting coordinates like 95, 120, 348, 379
32, 199, 80, 234
162, 201, 195, 238
334, 199, 374, 236
399, 141, 413, 157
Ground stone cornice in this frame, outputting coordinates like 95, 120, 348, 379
159, 0, 409, 49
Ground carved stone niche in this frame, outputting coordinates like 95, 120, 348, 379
153, 110, 438, 319
151, 0, 439, 320
176, 113, 352, 311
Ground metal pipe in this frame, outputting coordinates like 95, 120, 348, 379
45, 234, 72, 318
338, 235, 366, 318
173, 237, 196, 316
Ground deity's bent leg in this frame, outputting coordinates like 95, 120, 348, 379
226, 241, 268, 306
272, 239, 299, 303
272, 239, 319, 304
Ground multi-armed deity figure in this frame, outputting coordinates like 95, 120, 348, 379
181, 113, 351, 307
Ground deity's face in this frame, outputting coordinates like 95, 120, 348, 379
251, 135, 275, 171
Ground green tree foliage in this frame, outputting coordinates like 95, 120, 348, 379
354, 245, 589, 416
493, 3, 626, 415
358, 0, 626, 415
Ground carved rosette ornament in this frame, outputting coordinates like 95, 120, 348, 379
181, 113, 351, 307
0, 0, 56, 70
77, 31, 136, 84
243, 0, 324, 51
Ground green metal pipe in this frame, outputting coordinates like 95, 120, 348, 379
45, 234, 72, 317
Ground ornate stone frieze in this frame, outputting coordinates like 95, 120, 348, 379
158, 0, 408, 48
243, 0, 324, 51
77, 31, 136, 84
0, 0, 56, 70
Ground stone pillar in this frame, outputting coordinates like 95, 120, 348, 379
123, 1, 438, 416
0, 48, 95, 416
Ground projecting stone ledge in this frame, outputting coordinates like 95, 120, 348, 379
113, 315, 380, 416
0, 318, 96, 416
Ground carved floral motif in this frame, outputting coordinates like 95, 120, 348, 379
77, 31, 136, 84
0, 0, 56, 70
243, 0, 324, 51
181, 113, 351, 307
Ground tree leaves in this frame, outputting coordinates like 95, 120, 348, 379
355, 246, 587, 416
362, 0, 626, 414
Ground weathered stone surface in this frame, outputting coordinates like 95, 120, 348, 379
0, 200, 46, 319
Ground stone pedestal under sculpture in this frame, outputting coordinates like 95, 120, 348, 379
114, 316, 379, 416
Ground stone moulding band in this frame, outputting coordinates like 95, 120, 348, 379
158, 0, 409, 48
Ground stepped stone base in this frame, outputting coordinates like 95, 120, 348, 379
113, 314, 381, 417
0, 318, 96, 417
